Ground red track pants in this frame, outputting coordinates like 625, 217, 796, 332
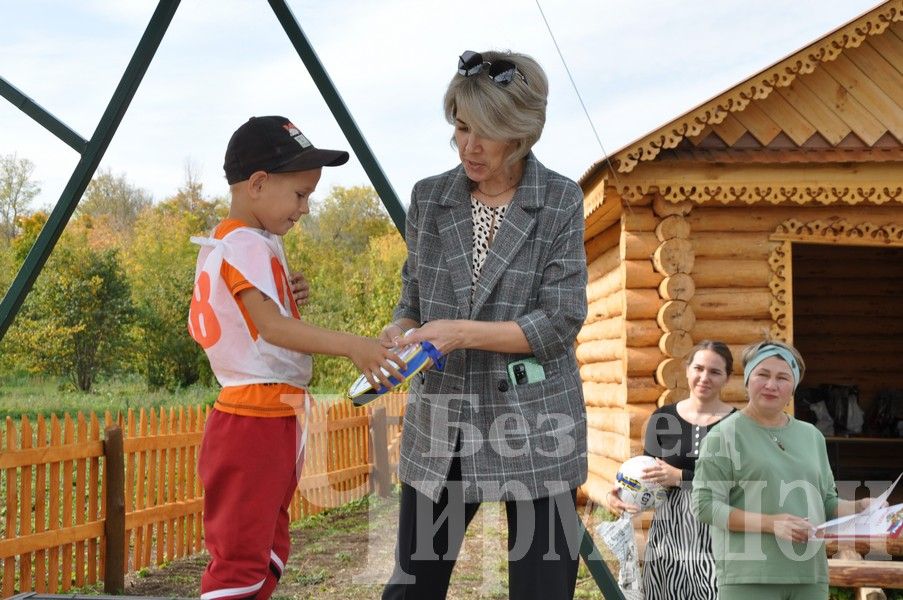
198, 409, 304, 600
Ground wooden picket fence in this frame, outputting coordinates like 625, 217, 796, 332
0, 393, 406, 597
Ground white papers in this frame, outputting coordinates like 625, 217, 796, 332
596, 515, 644, 597
815, 472, 903, 540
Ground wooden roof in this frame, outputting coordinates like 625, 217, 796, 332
581, 0, 903, 214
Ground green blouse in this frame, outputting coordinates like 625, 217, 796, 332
692, 411, 839, 585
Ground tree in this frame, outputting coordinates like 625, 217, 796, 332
10, 211, 49, 262
299, 185, 396, 254
0, 154, 41, 242
284, 185, 405, 393
119, 165, 224, 390
157, 161, 228, 232
123, 205, 211, 390
0, 237, 14, 305
8, 226, 134, 391
77, 169, 152, 235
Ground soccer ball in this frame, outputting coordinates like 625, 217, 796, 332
615, 455, 666, 511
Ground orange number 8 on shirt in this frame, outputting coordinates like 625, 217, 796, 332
270, 257, 300, 319
188, 271, 222, 349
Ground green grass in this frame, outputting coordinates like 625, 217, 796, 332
294, 494, 372, 534
0, 373, 217, 423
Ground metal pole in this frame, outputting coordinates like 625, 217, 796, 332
0, 77, 87, 153
0, 0, 181, 341
268, 0, 407, 236
579, 523, 627, 599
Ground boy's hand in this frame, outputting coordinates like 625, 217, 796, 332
350, 339, 407, 390
290, 271, 310, 307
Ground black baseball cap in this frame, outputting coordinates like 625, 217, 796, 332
223, 116, 350, 184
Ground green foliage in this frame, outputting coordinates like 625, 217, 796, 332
0, 238, 17, 374
284, 185, 405, 393
0, 167, 403, 400
123, 205, 212, 390
5, 226, 134, 391
0, 236, 14, 295
0, 153, 40, 242
157, 192, 229, 233
300, 185, 396, 253
10, 210, 48, 262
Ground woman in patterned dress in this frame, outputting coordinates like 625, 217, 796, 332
607, 340, 736, 599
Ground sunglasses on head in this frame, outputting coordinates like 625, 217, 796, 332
457, 50, 527, 86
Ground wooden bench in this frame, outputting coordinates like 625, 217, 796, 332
829, 549, 903, 600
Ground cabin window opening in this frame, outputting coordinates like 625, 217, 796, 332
790, 242, 903, 496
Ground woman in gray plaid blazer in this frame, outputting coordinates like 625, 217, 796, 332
380, 50, 588, 600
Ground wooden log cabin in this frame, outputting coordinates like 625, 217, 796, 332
577, 0, 903, 505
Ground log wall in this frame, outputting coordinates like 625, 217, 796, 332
580, 210, 631, 503
580, 197, 676, 504
580, 187, 903, 507
621, 202, 667, 481
686, 203, 903, 409
648, 197, 693, 413
681, 205, 774, 404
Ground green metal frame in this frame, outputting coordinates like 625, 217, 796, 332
0, 0, 406, 341
0, 0, 179, 339
0, 3, 624, 596
580, 522, 627, 598
269, 0, 406, 234
0, 1, 180, 340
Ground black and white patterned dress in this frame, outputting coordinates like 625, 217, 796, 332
641, 404, 735, 600
470, 196, 508, 289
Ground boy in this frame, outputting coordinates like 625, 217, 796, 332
188, 116, 404, 600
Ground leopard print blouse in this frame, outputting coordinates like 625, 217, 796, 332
470, 195, 508, 291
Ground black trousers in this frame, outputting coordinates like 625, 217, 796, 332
382, 455, 580, 600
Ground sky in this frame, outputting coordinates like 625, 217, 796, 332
0, 0, 883, 213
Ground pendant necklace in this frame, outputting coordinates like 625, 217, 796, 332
477, 180, 518, 198
769, 413, 789, 451
745, 407, 787, 451
769, 433, 786, 451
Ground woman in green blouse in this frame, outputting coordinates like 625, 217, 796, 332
692, 340, 879, 600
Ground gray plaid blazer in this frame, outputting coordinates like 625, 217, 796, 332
393, 153, 588, 502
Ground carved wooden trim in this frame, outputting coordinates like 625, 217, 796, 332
609, 1, 902, 174
772, 218, 903, 246
767, 240, 793, 341
615, 183, 903, 206
767, 217, 903, 340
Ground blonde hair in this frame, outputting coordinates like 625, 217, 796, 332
443, 50, 548, 165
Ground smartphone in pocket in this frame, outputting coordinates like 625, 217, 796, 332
507, 357, 546, 386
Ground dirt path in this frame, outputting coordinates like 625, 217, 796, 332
122, 493, 612, 599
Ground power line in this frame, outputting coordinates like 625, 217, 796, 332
534, 0, 621, 186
